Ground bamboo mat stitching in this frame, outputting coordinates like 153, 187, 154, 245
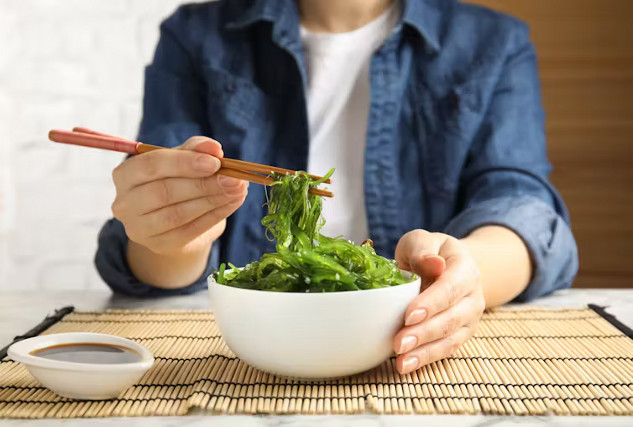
1, 308, 632, 418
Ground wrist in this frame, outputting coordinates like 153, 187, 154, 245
126, 239, 213, 289
458, 225, 532, 308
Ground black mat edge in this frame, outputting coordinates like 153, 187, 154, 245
588, 304, 633, 340
0, 306, 75, 360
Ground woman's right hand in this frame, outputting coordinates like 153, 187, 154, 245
111, 136, 248, 258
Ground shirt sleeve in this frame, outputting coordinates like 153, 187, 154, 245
444, 23, 579, 302
95, 218, 219, 296
94, 7, 218, 296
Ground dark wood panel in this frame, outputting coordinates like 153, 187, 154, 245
573, 274, 633, 289
468, 0, 633, 288
542, 80, 633, 123
470, 0, 633, 58
539, 58, 633, 81
548, 125, 633, 279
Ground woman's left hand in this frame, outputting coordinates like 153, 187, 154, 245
393, 229, 486, 374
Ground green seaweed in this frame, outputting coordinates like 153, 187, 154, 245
214, 169, 411, 292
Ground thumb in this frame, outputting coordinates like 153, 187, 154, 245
395, 229, 446, 279
178, 136, 224, 158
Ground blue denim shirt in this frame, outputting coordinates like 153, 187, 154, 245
95, 0, 578, 301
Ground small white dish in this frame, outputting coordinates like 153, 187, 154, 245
208, 270, 420, 379
8, 332, 154, 400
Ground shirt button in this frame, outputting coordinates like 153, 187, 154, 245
450, 91, 461, 110
225, 81, 237, 93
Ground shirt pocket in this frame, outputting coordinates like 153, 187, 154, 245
413, 77, 489, 196
203, 67, 277, 161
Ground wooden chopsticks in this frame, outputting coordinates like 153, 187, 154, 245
48, 128, 333, 198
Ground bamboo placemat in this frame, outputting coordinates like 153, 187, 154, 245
1, 308, 632, 418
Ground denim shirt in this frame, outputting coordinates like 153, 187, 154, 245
95, 0, 578, 301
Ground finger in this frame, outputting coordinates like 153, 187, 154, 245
149, 190, 247, 251
402, 262, 474, 326
142, 186, 248, 236
402, 239, 477, 325
113, 146, 221, 192
395, 230, 446, 278
178, 136, 224, 158
181, 137, 246, 188
394, 295, 481, 354
422, 236, 480, 312
396, 325, 474, 374
124, 173, 247, 215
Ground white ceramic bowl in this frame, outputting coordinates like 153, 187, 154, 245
8, 332, 154, 400
208, 271, 420, 378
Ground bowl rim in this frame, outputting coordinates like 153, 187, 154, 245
208, 268, 420, 296
7, 332, 154, 372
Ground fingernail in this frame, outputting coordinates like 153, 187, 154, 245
405, 309, 427, 326
195, 156, 220, 173
402, 356, 419, 373
422, 254, 444, 265
398, 336, 417, 354
218, 174, 241, 188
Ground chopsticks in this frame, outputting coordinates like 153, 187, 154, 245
48, 128, 333, 198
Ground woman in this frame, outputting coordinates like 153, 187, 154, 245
96, 0, 578, 375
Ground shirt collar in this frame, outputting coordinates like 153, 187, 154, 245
401, 0, 448, 52
225, 0, 450, 53
225, 0, 292, 30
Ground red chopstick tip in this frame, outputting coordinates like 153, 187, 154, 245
48, 130, 60, 141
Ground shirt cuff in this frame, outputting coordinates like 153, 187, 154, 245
443, 196, 578, 302
94, 218, 217, 296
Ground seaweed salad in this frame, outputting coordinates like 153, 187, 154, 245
214, 169, 411, 292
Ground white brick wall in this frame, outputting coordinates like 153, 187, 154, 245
0, 0, 207, 290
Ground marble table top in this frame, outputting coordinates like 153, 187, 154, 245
1, 288, 632, 426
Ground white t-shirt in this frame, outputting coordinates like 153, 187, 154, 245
302, 4, 399, 244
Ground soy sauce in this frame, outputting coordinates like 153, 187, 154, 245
31, 343, 141, 364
